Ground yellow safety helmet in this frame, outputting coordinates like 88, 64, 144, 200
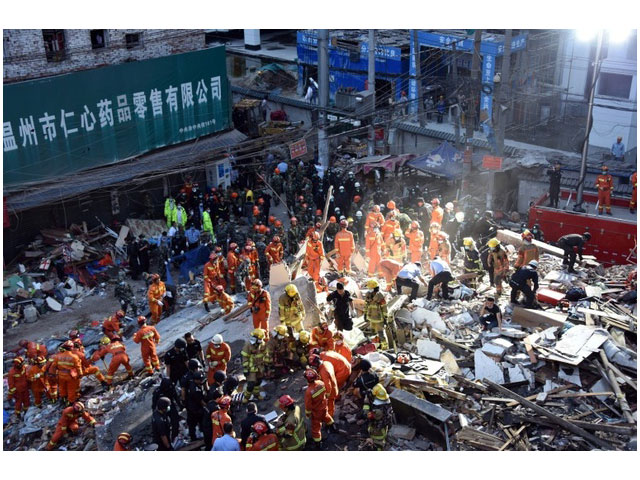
251, 328, 266, 340
487, 238, 500, 248
366, 279, 379, 289
275, 325, 288, 337
372, 383, 389, 402
393, 229, 402, 238
463, 237, 474, 247
100, 336, 111, 345
284, 284, 298, 297
299, 330, 310, 344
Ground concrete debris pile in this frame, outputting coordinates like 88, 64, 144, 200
353, 257, 637, 451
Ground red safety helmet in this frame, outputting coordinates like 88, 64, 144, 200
252, 421, 268, 435
602, 165, 609, 171
354, 195, 361, 203
329, 216, 337, 223
268, 215, 276, 224
214, 246, 223, 253
274, 220, 282, 228
258, 225, 267, 234
215, 285, 224, 293
275, 168, 281, 174
316, 209, 323, 216
245, 245, 254, 252
13, 356, 24, 365
73, 402, 85, 412
116, 310, 125, 319
308, 353, 321, 367
231, 192, 239, 199
69, 330, 80, 339
387, 200, 396, 210
61, 340, 74, 351
304, 368, 319, 382
229, 242, 238, 250
18, 339, 28, 348
217, 395, 232, 408
279, 394, 295, 409
137, 316, 147, 325
253, 225, 260, 232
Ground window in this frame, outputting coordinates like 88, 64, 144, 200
125, 32, 142, 49
42, 29, 66, 62
597, 72, 633, 99
90, 29, 106, 49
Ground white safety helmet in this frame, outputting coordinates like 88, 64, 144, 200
528, 260, 539, 269
213, 334, 223, 345
354, 182, 361, 188
356, 211, 363, 218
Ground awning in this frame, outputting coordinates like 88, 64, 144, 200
354, 154, 415, 175
5, 129, 247, 213
407, 141, 463, 180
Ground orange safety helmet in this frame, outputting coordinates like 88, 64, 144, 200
354, 195, 361, 203
231, 192, 239, 199
253, 225, 260, 232
117, 432, 132, 446
387, 200, 396, 210
258, 224, 267, 234
304, 368, 319, 382
252, 206, 260, 216
217, 395, 232, 408
316, 209, 323, 216
209, 252, 218, 260
274, 220, 282, 227
137, 315, 147, 325
275, 168, 281, 174
229, 242, 238, 250
329, 216, 337, 223
268, 215, 276, 224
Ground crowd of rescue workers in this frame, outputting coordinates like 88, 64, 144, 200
7, 157, 598, 451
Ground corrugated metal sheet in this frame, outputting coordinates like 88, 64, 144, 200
5, 129, 247, 213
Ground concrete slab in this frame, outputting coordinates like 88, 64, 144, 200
481, 342, 508, 358
558, 367, 582, 387
440, 349, 462, 375
507, 365, 532, 383
389, 424, 416, 441
474, 350, 505, 384
417, 338, 442, 360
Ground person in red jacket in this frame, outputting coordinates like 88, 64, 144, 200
133, 316, 161, 376
91, 336, 134, 385
71, 338, 107, 390
49, 341, 84, 404
113, 432, 132, 451
8, 356, 30, 415
247, 279, 271, 334
26, 356, 50, 408
211, 395, 233, 444
246, 421, 279, 451
265, 236, 284, 266
205, 284, 235, 314
304, 368, 334, 447
304, 231, 325, 283
102, 310, 125, 340
595, 165, 614, 215
316, 349, 352, 389
310, 321, 335, 352
312, 355, 338, 417
205, 334, 231, 386
46, 401, 97, 450
333, 332, 353, 364
18, 339, 48, 361
227, 243, 240, 293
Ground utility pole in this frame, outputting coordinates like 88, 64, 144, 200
413, 30, 425, 126
452, 43, 460, 148
575, 29, 603, 212
462, 30, 482, 197
318, 29, 330, 170
368, 29, 376, 156
496, 29, 512, 157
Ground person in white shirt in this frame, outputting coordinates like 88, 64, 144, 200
427, 257, 453, 300
395, 262, 428, 301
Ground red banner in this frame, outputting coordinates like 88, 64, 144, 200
482, 155, 503, 170
289, 139, 308, 159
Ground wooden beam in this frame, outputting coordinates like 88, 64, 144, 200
484, 380, 616, 450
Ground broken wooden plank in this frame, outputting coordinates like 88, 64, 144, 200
498, 425, 526, 451
484, 380, 616, 450
509, 413, 637, 436
452, 374, 488, 393
456, 426, 504, 451
599, 351, 636, 424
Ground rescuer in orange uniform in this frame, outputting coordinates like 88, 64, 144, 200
312, 354, 338, 417
240, 245, 259, 291
304, 231, 325, 283
310, 321, 335, 352
46, 401, 97, 450
335, 219, 355, 274
365, 205, 385, 234
246, 421, 279, 451
381, 211, 400, 243
227, 243, 240, 293
205, 284, 235, 314
147, 274, 166, 324
379, 258, 403, 292
304, 368, 334, 447
514, 230, 540, 269
71, 338, 107, 388
265, 235, 284, 266
333, 332, 353, 364
246, 240, 260, 277
8, 356, 30, 415
386, 200, 399, 218
431, 198, 444, 225
437, 231, 452, 265
102, 310, 125, 340
384, 229, 407, 263
205, 334, 231, 386
365, 222, 383, 276
211, 395, 233, 444
595, 165, 614, 215
26, 356, 50, 408
630, 171, 637, 214
113, 432, 132, 451
91, 336, 134, 385
248, 278, 271, 333
133, 315, 161, 376
49, 340, 83, 404
405, 221, 425, 263
316, 349, 352, 389
428, 222, 441, 260
18, 339, 48, 361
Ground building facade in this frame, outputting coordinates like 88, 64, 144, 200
559, 30, 637, 153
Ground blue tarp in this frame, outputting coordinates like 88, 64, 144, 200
167, 244, 211, 285
407, 141, 463, 180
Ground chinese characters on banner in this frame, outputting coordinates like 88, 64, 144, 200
289, 139, 308, 159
